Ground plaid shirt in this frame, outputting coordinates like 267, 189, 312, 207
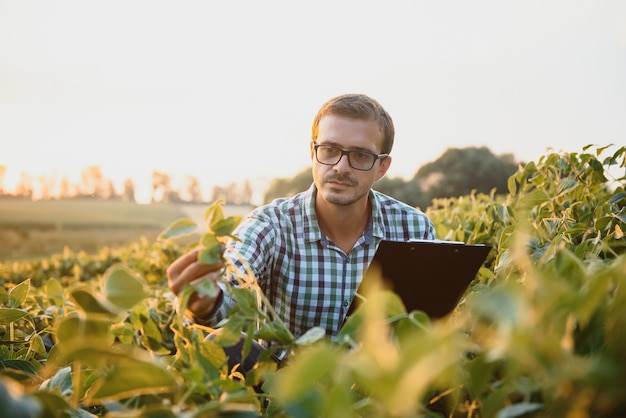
212, 183, 436, 337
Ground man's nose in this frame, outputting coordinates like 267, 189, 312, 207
333, 153, 352, 171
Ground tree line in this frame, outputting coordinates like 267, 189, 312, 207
0, 165, 255, 205
0, 146, 520, 207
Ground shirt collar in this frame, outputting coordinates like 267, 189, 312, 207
301, 183, 384, 244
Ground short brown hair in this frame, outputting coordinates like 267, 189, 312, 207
311, 94, 395, 154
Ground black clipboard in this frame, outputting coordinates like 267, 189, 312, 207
345, 240, 491, 320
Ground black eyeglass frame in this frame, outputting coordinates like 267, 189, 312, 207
312, 143, 389, 171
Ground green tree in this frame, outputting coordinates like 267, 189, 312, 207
373, 176, 430, 209
414, 146, 519, 200
263, 168, 313, 203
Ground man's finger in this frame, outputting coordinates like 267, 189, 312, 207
167, 250, 224, 294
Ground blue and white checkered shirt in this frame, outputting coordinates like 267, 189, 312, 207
211, 183, 436, 337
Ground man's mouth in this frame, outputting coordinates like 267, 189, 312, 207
325, 176, 355, 187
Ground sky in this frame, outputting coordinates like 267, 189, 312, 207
1, 0, 625, 203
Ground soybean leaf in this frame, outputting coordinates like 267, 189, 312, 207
55, 315, 112, 348
192, 278, 220, 299
158, 218, 199, 240
497, 402, 544, 418
86, 357, 178, 402
257, 322, 294, 345
70, 289, 112, 315
210, 216, 242, 237
0, 308, 29, 325
46, 278, 65, 306
295, 327, 326, 346
204, 200, 225, 222
103, 265, 149, 311
8, 279, 30, 308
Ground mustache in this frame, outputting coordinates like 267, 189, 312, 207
323, 173, 357, 186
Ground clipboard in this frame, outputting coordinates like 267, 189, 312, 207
345, 240, 491, 320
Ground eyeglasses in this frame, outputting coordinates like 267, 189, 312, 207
313, 143, 388, 171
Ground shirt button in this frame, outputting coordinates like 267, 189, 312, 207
343, 300, 349, 307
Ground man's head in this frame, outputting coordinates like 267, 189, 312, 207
311, 94, 395, 155
310, 94, 394, 208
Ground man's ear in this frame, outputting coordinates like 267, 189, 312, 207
309, 141, 316, 161
374, 156, 392, 182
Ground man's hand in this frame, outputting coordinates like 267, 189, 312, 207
166, 249, 225, 320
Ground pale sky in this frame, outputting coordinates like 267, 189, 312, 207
1, 0, 625, 203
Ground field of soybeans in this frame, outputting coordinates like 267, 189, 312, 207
0, 145, 624, 417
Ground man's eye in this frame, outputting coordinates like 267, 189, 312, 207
321, 146, 339, 155
354, 152, 371, 161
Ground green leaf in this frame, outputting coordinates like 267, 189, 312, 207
140, 316, 163, 345
271, 343, 337, 402
464, 354, 499, 399
0, 286, 8, 305
608, 192, 626, 205
556, 178, 578, 195
524, 161, 538, 174
204, 200, 226, 225
199, 233, 222, 264
0, 308, 29, 325
44, 366, 74, 396
198, 246, 222, 265
517, 189, 550, 209
554, 249, 584, 280
46, 278, 65, 305
507, 174, 517, 195
70, 289, 112, 314
30, 334, 46, 357
257, 322, 295, 345
230, 288, 259, 314
0, 359, 38, 376
192, 277, 220, 299
295, 327, 326, 346
31, 390, 72, 418
197, 338, 228, 374
158, 218, 199, 240
55, 314, 112, 348
87, 358, 179, 402
111, 323, 135, 345
212, 323, 245, 347
471, 286, 521, 327
335, 312, 362, 343
200, 231, 220, 247
496, 402, 543, 418
103, 265, 149, 311
8, 279, 30, 308
210, 216, 242, 237
588, 158, 608, 181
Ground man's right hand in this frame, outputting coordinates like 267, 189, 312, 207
166, 249, 225, 321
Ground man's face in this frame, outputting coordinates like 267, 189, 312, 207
310, 114, 391, 207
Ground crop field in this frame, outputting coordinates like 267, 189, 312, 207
0, 145, 625, 417
0, 199, 253, 261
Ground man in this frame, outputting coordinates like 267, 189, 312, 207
167, 93, 436, 338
